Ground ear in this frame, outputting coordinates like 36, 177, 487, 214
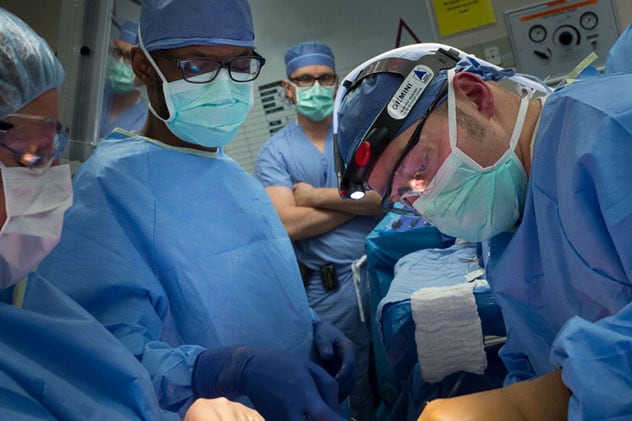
281, 79, 295, 102
131, 46, 155, 86
451, 72, 494, 119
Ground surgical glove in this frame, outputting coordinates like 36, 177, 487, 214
418, 370, 570, 421
312, 320, 356, 401
184, 397, 265, 421
192, 345, 346, 421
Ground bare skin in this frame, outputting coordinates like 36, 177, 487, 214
184, 398, 265, 421
418, 370, 570, 421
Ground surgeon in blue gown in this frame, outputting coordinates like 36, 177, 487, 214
98, 20, 148, 140
333, 35, 632, 420
0, 8, 176, 420
34, 1, 355, 420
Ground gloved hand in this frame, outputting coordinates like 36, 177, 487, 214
312, 320, 356, 402
418, 370, 570, 421
184, 397, 265, 421
192, 345, 346, 421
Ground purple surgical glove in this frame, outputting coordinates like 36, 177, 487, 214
192, 345, 346, 421
312, 320, 357, 401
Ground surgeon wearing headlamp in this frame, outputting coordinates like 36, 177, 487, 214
334, 37, 632, 420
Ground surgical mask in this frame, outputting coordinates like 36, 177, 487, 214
294, 82, 335, 121
160, 71, 253, 147
106, 58, 136, 94
138, 37, 254, 148
0, 164, 72, 288
412, 69, 531, 242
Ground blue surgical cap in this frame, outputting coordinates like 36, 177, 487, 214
337, 70, 447, 166
140, 0, 255, 51
334, 42, 551, 167
285, 42, 335, 76
0, 8, 65, 119
118, 20, 139, 45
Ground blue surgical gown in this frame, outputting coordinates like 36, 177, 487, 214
255, 121, 379, 419
488, 72, 632, 419
98, 84, 148, 139
3, 273, 176, 420
35, 129, 314, 413
605, 23, 632, 75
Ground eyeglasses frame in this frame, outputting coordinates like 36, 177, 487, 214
0, 113, 69, 169
155, 50, 266, 84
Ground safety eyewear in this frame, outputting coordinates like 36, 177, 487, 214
380, 81, 448, 215
289, 73, 337, 87
333, 48, 460, 204
156, 50, 266, 83
0, 113, 70, 169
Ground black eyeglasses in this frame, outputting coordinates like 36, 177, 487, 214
0, 113, 69, 169
156, 50, 266, 83
289, 73, 337, 87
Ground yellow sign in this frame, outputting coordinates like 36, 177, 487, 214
432, 0, 496, 37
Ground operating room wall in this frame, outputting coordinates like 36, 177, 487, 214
0, 0, 62, 51
226, 0, 632, 174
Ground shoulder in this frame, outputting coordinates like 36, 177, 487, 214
547, 73, 632, 116
262, 121, 300, 146
257, 122, 301, 159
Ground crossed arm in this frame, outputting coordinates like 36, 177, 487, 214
265, 183, 384, 240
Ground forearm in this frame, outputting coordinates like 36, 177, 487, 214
282, 205, 354, 240
298, 186, 384, 216
420, 370, 569, 421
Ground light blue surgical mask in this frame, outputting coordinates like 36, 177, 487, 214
412, 69, 532, 242
140, 39, 253, 148
293, 82, 335, 121
159, 70, 253, 147
106, 58, 136, 94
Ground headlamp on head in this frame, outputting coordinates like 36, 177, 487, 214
333, 48, 460, 200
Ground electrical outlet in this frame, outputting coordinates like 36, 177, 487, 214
484, 46, 502, 66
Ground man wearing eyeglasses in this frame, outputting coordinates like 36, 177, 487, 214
98, 20, 148, 140
333, 37, 632, 420
33, 1, 356, 420
255, 41, 384, 421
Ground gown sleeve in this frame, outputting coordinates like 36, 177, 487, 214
35, 154, 206, 414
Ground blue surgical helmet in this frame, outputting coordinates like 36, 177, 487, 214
285, 42, 335, 76
0, 8, 64, 119
333, 42, 551, 167
334, 44, 452, 167
140, 0, 255, 51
